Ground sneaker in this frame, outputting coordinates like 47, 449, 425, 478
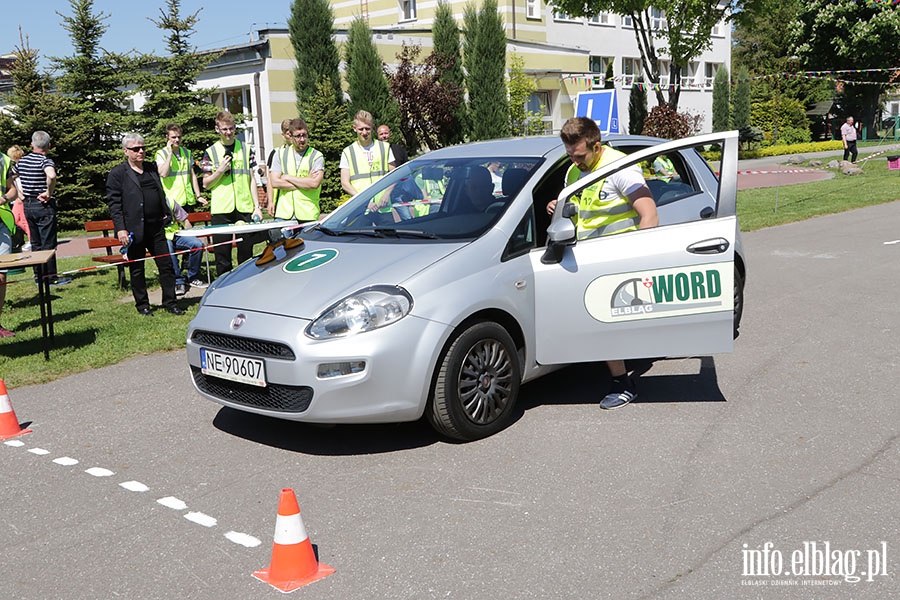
175, 284, 188, 297
189, 278, 209, 289
0, 325, 15, 338
21, 242, 32, 251
50, 276, 72, 286
600, 377, 637, 410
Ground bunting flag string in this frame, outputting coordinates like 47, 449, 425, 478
563, 67, 900, 90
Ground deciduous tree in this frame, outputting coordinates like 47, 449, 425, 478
387, 44, 464, 152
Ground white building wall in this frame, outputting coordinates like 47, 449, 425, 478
543, 9, 732, 134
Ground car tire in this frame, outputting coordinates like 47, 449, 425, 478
734, 266, 744, 339
428, 322, 521, 441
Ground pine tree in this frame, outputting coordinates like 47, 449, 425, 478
732, 65, 754, 147
135, 0, 220, 153
53, 0, 135, 228
712, 65, 731, 133
0, 34, 68, 151
466, 0, 508, 141
461, 2, 479, 140
628, 76, 648, 135
299, 78, 355, 212
290, 0, 342, 107
344, 16, 399, 130
432, 0, 466, 145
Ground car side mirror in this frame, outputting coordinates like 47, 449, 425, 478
562, 201, 578, 219
541, 217, 576, 264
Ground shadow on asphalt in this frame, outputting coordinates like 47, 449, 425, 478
212, 356, 725, 455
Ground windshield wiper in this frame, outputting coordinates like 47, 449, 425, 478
372, 228, 439, 239
307, 223, 340, 236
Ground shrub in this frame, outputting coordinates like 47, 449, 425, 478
641, 105, 691, 140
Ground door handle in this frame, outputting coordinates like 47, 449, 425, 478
687, 238, 730, 254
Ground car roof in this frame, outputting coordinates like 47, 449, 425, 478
421, 134, 672, 160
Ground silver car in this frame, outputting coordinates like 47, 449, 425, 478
186, 131, 745, 441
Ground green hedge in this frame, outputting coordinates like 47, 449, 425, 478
701, 140, 844, 161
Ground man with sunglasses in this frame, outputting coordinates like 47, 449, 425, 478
106, 133, 184, 316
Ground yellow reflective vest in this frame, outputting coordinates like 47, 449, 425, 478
0, 153, 15, 236
344, 140, 390, 193
205, 140, 255, 214
273, 146, 323, 221
565, 147, 639, 240
156, 147, 198, 207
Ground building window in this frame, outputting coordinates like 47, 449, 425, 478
400, 0, 416, 21
711, 20, 723, 37
704, 62, 721, 88
622, 57, 642, 87
622, 14, 633, 28
211, 87, 252, 116
681, 61, 699, 88
553, 10, 579, 22
650, 8, 666, 30
525, 0, 539, 19
588, 12, 612, 26
589, 56, 614, 73
526, 91, 553, 133
657, 59, 671, 88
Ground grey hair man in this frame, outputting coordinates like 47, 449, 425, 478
18, 131, 70, 286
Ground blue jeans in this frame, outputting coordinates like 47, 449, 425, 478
168, 234, 205, 285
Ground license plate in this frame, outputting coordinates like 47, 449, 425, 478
200, 348, 266, 387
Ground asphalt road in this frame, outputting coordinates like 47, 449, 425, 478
3, 201, 900, 599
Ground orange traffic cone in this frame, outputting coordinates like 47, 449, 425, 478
0, 379, 32, 440
253, 488, 335, 591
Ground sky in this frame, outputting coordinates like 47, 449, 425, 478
8, 0, 295, 68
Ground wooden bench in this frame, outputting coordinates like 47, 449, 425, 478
84, 212, 212, 288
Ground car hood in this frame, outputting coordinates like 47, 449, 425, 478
202, 237, 468, 319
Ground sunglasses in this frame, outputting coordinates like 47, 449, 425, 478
126, 146, 146, 152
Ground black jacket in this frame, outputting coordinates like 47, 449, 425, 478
106, 160, 173, 245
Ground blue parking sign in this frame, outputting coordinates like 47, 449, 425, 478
574, 90, 620, 134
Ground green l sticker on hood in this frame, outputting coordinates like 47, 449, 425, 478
283, 248, 339, 273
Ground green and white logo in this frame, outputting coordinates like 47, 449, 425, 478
283, 248, 339, 273
584, 263, 733, 322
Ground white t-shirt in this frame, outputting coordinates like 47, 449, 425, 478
576, 162, 645, 204
339, 142, 395, 170
270, 147, 325, 176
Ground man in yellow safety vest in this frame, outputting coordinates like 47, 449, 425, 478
546, 117, 658, 410
269, 118, 324, 222
201, 111, 261, 276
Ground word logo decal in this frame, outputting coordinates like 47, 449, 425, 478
584, 264, 734, 322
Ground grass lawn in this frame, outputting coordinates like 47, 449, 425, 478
0, 244, 267, 389
737, 151, 900, 230
2, 161, 899, 388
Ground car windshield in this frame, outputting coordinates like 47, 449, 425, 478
320, 157, 542, 240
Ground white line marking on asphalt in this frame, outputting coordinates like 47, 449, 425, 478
4, 440, 25, 447
53, 456, 79, 466
225, 531, 263, 548
184, 512, 217, 527
28, 448, 50, 455
884, 240, 900, 245
85, 467, 115, 477
157, 496, 188, 510
120, 481, 150, 492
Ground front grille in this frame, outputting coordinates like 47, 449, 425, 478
192, 367, 313, 412
191, 330, 296, 360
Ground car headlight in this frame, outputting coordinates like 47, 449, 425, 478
306, 285, 413, 339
